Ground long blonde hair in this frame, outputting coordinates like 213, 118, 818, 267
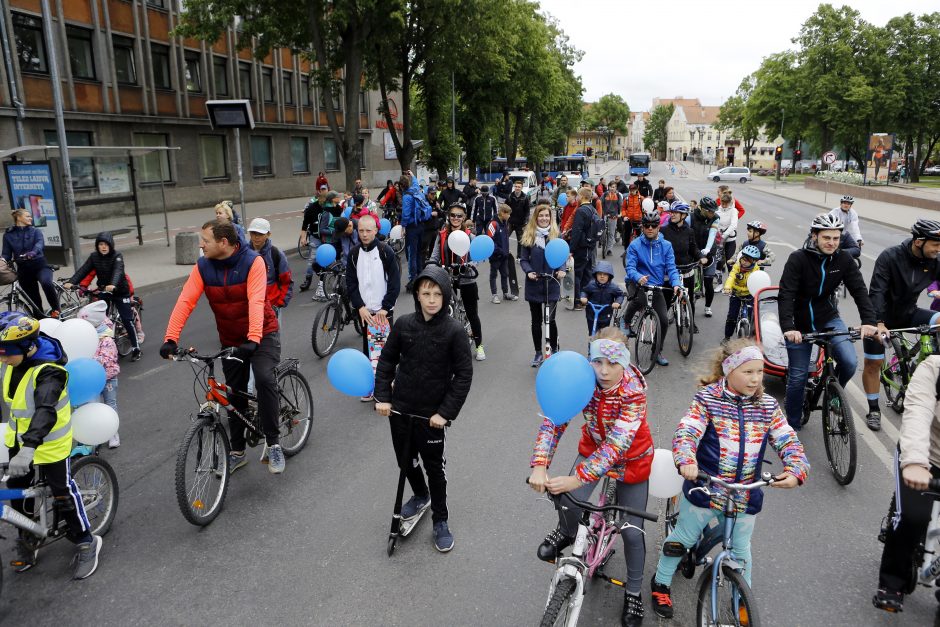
698, 337, 764, 395
214, 200, 234, 221
520, 202, 559, 248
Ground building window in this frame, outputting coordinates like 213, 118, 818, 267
261, 68, 274, 103
707, 133, 712, 141
112, 36, 137, 85
147, 0, 166, 7
184, 51, 202, 93
213, 57, 228, 96
66, 26, 95, 80
359, 138, 367, 169
290, 137, 308, 174
300, 75, 310, 106
199, 135, 227, 179
13, 13, 48, 74
319, 84, 342, 111
323, 137, 339, 171
44, 130, 95, 189
250, 136, 272, 176
133, 133, 172, 183
281, 71, 293, 105
359, 90, 367, 116
150, 44, 171, 89
238, 62, 252, 99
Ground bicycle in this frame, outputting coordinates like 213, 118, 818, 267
297, 229, 314, 260
311, 263, 364, 357
623, 285, 686, 374
880, 324, 940, 414
529, 477, 658, 626
725, 293, 754, 339
0, 261, 86, 319
170, 346, 313, 525
81, 288, 145, 358
881, 477, 940, 600
534, 272, 562, 364
0, 451, 118, 600
663, 472, 777, 627
800, 328, 861, 485
444, 262, 479, 350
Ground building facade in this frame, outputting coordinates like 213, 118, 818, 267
0, 0, 399, 215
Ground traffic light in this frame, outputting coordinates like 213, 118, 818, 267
586, 147, 593, 157
794, 149, 802, 162
775, 146, 783, 161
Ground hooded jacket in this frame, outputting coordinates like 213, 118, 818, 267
346, 238, 401, 313
520, 238, 561, 304
373, 265, 473, 421
506, 190, 531, 226
580, 260, 624, 326
400, 179, 423, 227
625, 233, 682, 287
486, 217, 511, 260
439, 185, 464, 209
255, 238, 293, 308
69, 232, 130, 295
2, 224, 45, 269
4, 334, 68, 449
869, 238, 940, 325
662, 219, 699, 268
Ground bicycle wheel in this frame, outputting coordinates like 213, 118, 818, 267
276, 369, 314, 456
69, 455, 119, 537
56, 284, 87, 319
320, 271, 340, 301
822, 380, 857, 485
882, 337, 909, 414
735, 318, 751, 339
311, 301, 342, 357
539, 576, 578, 627
298, 236, 311, 260
676, 297, 694, 357
175, 416, 230, 526
114, 313, 133, 357
633, 311, 660, 375
696, 563, 761, 627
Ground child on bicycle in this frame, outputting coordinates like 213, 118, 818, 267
579, 260, 624, 335
374, 265, 474, 553
528, 326, 653, 626
520, 201, 566, 367
650, 338, 808, 619
721, 244, 762, 342
78, 301, 120, 449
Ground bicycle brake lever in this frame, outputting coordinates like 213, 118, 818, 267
619, 521, 647, 535
688, 486, 712, 498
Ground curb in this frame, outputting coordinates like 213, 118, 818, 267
746, 185, 908, 234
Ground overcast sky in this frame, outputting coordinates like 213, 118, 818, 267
537, 0, 929, 112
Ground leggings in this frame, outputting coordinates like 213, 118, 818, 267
458, 282, 482, 347
558, 455, 649, 595
703, 258, 717, 307
528, 300, 558, 353
723, 239, 737, 271
18, 265, 59, 314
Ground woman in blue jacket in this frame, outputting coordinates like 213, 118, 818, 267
520, 201, 567, 367
2, 208, 59, 316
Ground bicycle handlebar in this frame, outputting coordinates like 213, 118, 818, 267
692, 471, 776, 493
888, 323, 940, 336
802, 328, 861, 342
526, 478, 659, 522
171, 346, 238, 362
389, 409, 452, 427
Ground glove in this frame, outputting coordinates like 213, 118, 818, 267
232, 341, 258, 363
159, 339, 178, 359
8, 446, 35, 479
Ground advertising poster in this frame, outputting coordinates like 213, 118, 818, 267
865, 133, 894, 185
96, 160, 131, 194
384, 132, 398, 160
4, 161, 63, 247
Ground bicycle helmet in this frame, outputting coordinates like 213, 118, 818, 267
669, 201, 690, 214
447, 201, 467, 213
699, 196, 718, 211
0, 311, 40, 356
810, 213, 844, 231
641, 210, 660, 226
911, 219, 940, 241
840, 195, 855, 204
746, 220, 767, 234
656, 201, 670, 212
741, 245, 761, 260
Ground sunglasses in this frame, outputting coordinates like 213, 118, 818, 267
449, 214, 465, 220
642, 223, 659, 229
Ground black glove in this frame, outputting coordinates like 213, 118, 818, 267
160, 339, 178, 359
232, 341, 258, 362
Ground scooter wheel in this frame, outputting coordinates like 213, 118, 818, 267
387, 536, 397, 556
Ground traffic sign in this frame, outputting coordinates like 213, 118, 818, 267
823, 151, 836, 165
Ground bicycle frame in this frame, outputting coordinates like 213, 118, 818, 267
586, 302, 610, 339
0, 485, 51, 540
881, 325, 940, 396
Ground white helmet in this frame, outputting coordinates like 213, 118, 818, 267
810, 213, 844, 231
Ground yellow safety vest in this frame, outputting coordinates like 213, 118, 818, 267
2, 362, 71, 464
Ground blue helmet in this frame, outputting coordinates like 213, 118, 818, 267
741, 245, 761, 260
668, 201, 690, 214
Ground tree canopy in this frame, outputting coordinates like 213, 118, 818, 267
643, 104, 674, 160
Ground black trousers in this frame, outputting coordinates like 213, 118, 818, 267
529, 300, 558, 353
573, 250, 591, 302
458, 283, 482, 347
97, 292, 139, 350
223, 332, 281, 449
18, 265, 59, 314
625, 288, 668, 353
7, 451, 92, 544
390, 413, 448, 523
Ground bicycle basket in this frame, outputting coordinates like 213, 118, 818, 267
0, 259, 17, 285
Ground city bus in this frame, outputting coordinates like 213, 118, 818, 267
478, 157, 528, 182
628, 152, 651, 176
547, 155, 588, 179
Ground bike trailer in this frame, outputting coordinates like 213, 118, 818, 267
753, 286, 821, 378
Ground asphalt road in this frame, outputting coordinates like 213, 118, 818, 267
2, 160, 937, 626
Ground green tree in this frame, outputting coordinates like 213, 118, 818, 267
643, 103, 674, 159
715, 77, 762, 169
585, 93, 630, 155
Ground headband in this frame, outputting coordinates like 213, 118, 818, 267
721, 345, 764, 375
589, 339, 631, 370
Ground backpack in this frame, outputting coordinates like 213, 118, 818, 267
410, 191, 433, 223
579, 204, 605, 245
318, 211, 339, 239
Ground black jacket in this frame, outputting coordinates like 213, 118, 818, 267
69, 232, 130, 295
373, 265, 473, 421
346, 240, 401, 313
569, 203, 596, 254
300, 200, 323, 233
691, 209, 718, 261
662, 221, 699, 268
869, 239, 940, 325
506, 191, 531, 226
494, 178, 512, 200
778, 242, 876, 333
652, 187, 667, 204
635, 179, 653, 198
470, 194, 498, 234
439, 187, 464, 209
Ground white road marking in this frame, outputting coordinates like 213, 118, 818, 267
862, 252, 877, 262
766, 239, 797, 250
774, 215, 784, 220
129, 363, 171, 380
844, 380, 896, 472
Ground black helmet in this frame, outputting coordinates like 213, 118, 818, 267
911, 219, 940, 241
699, 196, 718, 211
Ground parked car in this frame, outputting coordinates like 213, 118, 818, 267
924, 165, 940, 176
706, 167, 752, 183
507, 170, 539, 204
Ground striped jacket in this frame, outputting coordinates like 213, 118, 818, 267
673, 380, 809, 514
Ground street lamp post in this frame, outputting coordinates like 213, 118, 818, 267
689, 130, 695, 162
697, 126, 705, 174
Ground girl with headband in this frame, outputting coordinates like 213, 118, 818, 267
649, 338, 809, 619
528, 327, 654, 626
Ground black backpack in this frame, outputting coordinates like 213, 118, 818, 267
580, 204, 604, 245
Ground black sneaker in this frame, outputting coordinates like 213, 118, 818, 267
11, 537, 37, 573
299, 277, 312, 292
866, 411, 882, 431
872, 588, 903, 612
537, 527, 574, 562
131, 348, 141, 362
72, 535, 102, 580
650, 578, 674, 619
621, 592, 644, 627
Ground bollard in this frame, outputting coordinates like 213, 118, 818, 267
175, 231, 200, 265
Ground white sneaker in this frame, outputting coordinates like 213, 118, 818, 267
314, 283, 326, 300
704, 307, 713, 318
492, 294, 501, 304
108, 433, 120, 449
475, 345, 486, 361
505, 293, 519, 301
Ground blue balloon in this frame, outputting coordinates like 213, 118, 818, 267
544, 238, 570, 270
65, 357, 107, 407
379, 218, 392, 237
469, 235, 495, 262
557, 192, 568, 207
316, 243, 337, 267
342, 207, 352, 219
535, 351, 596, 426
327, 349, 375, 397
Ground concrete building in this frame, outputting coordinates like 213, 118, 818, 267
629, 111, 647, 154
0, 0, 399, 216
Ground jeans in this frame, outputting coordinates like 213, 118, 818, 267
223, 332, 281, 449
405, 226, 423, 283
390, 413, 448, 523
18, 264, 59, 314
101, 377, 118, 413
98, 292, 138, 350
724, 295, 752, 339
305, 235, 322, 279
604, 215, 618, 252
489, 256, 509, 295
784, 316, 856, 429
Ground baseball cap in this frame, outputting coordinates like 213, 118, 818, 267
247, 218, 271, 234
319, 184, 328, 190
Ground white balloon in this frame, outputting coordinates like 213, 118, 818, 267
641, 198, 654, 212
389, 224, 404, 241
51, 318, 99, 360
71, 402, 119, 446
746, 270, 772, 296
38, 317, 62, 336
447, 230, 471, 257
648, 448, 685, 499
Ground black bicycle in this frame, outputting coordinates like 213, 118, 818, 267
624, 284, 685, 374
444, 262, 478, 350
311, 262, 364, 357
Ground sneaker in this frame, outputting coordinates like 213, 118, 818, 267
621, 592, 644, 627
656, 355, 669, 366
872, 588, 903, 613
704, 307, 713, 318
573, 304, 585, 311
49, 310, 60, 319
71, 535, 102, 580
492, 294, 501, 304
693, 324, 700, 334
537, 527, 574, 562
531, 352, 544, 368
299, 276, 312, 292
267, 444, 285, 474
867, 411, 882, 431
401, 493, 431, 519
650, 578, 674, 619
228, 451, 248, 473
314, 283, 327, 301
360, 394, 375, 402
433, 521, 454, 552
475, 345, 487, 361
130, 348, 141, 362
11, 537, 38, 573
108, 433, 121, 449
